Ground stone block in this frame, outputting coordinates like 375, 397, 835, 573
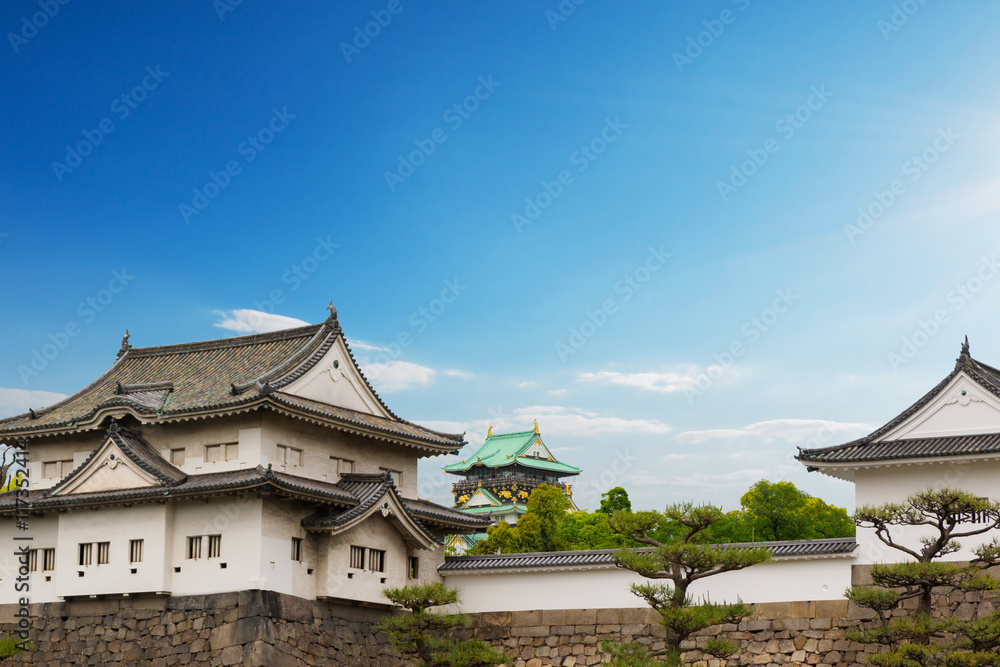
564, 609, 597, 625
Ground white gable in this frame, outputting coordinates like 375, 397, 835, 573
282, 337, 392, 418
881, 371, 1000, 441
521, 437, 554, 461
52, 437, 160, 495
464, 489, 499, 508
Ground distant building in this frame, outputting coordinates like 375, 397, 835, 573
0, 306, 485, 606
443, 423, 580, 553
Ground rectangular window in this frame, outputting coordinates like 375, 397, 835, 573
291, 537, 302, 562
379, 468, 402, 487
207, 535, 222, 559
205, 444, 238, 462
277, 445, 303, 466
130, 539, 144, 564
349, 545, 365, 569
28, 549, 38, 572
170, 448, 185, 465
187, 536, 202, 560
78, 543, 92, 566
43, 548, 55, 571
408, 557, 419, 580
368, 549, 386, 573
42, 460, 73, 479
333, 457, 354, 475
97, 542, 110, 565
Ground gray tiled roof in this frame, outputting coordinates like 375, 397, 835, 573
439, 538, 857, 572
403, 497, 492, 531
0, 315, 463, 449
799, 345, 1000, 465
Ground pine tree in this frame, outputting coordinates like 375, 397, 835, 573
847, 487, 1000, 666
608, 502, 772, 662
378, 583, 507, 667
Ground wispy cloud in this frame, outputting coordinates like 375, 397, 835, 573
213, 309, 309, 334
361, 360, 436, 393
547, 388, 568, 397
444, 369, 474, 380
512, 405, 671, 437
0, 388, 69, 419
577, 366, 716, 394
516, 381, 537, 388
677, 418, 870, 446
349, 339, 391, 352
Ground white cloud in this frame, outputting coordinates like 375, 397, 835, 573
361, 360, 436, 393
0, 388, 69, 419
547, 389, 568, 397
516, 381, 537, 388
444, 369, 474, 380
213, 309, 309, 334
512, 405, 671, 437
349, 340, 391, 352
577, 366, 719, 394
677, 418, 870, 447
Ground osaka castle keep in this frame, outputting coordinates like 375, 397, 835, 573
442, 424, 580, 551
0, 306, 486, 606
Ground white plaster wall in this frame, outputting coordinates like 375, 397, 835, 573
55, 504, 172, 599
260, 498, 317, 599
854, 461, 1000, 563
261, 413, 419, 498
0, 515, 59, 604
169, 497, 263, 596
144, 414, 261, 475
445, 557, 853, 613
21, 434, 103, 491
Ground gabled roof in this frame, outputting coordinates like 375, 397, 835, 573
443, 427, 581, 476
439, 538, 857, 573
798, 340, 1000, 469
0, 309, 463, 452
461, 487, 504, 509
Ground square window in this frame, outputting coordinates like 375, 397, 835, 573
368, 549, 385, 573
333, 457, 354, 476
169, 448, 185, 465
205, 445, 223, 463
278, 445, 302, 466
349, 545, 365, 569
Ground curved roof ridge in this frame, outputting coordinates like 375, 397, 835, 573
124, 323, 323, 359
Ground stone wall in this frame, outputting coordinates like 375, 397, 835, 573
0, 590, 406, 666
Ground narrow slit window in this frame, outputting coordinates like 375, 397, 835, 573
349, 545, 365, 569
43, 548, 55, 571
208, 535, 222, 559
97, 542, 110, 565
187, 536, 202, 560
130, 539, 144, 564
78, 543, 93, 566
291, 537, 302, 562
368, 549, 386, 573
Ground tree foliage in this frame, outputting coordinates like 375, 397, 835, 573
379, 583, 506, 667
608, 502, 771, 656
847, 487, 1000, 666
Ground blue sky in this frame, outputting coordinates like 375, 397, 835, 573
3, 1, 1000, 512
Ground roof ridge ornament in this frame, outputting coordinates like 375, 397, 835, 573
957, 335, 971, 368
533, 419, 539, 434
326, 301, 338, 322
486, 425, 492, 438
116, 329, 132, 360
108, 418, 120, 435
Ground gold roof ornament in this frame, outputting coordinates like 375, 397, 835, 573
533, 419, 539, 433
486, 425, 492, 438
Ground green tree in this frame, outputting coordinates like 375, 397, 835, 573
846, 487, 1000, 666
379, 583, 506, 667
739, 480, 854, 541
609, 503, 772, 658
598, 487, 632, 514
517, 484, 571, 551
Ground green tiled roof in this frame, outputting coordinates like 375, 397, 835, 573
459, 503, 527, 515
443, 429, 581, 476
461, 487, 503, 509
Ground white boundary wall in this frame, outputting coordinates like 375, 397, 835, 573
444, 555, 853, 613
